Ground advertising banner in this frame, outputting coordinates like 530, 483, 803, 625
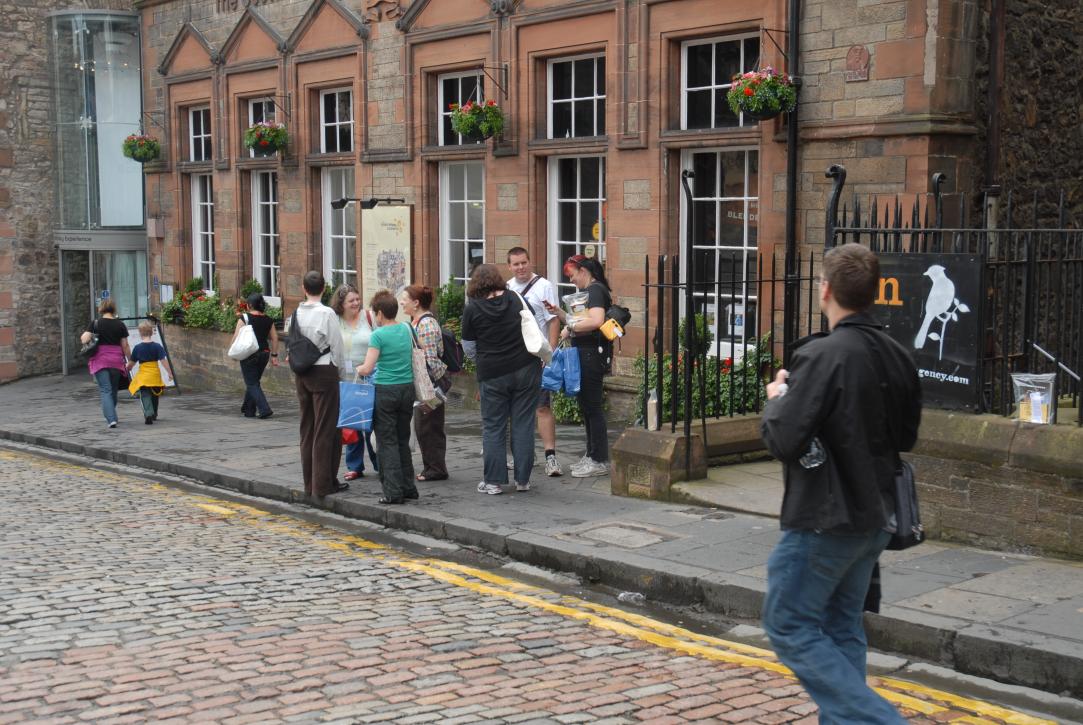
361, 205, 412, 309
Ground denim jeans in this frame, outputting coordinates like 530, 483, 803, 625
479, 362, 541, 486
763, 528, 904, 725
373, 383, 418, 502
93, 368, 121, 424
240, 351, 271, 417
576, 345, 609, 463
138, 388, 161, 419
344, 431, 378, 474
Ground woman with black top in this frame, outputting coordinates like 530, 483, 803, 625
461, 264, 542, 495
546, 255, 612, 478
232, 293, 279, 419
80, 299, 131, 428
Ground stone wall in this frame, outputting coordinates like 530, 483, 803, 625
0, 0, 134, 382
161, 323, 297, 398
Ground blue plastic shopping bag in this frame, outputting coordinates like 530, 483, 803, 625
541, 348, 565, 392
562, 346, 581, 396
338, 378, 375, 432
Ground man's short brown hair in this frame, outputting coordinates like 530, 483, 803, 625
822, 243, 879, 311
506, 246, 529, 262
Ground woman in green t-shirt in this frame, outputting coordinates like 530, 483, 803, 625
355, 290, 418, 504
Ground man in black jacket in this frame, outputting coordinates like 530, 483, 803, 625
760, 243, 920, 724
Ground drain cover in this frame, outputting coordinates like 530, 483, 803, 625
576, 524, 673, 548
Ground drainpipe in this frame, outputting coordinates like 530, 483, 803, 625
782, 0, 801, 365
983, 0, 1005, 229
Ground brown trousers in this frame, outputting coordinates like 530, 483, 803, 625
296, 364, 342, 497
413, 400, 447, 478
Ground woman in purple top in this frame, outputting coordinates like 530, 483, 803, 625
80, 299, 131, 428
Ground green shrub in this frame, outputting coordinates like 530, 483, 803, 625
677, 313, 714, 358
240, 278, 263, 299
321, 283, 334, 307
184, 277, 204, 293
551, 390, 584, 424
435, 277, 465, 325
265, 305, 283, 324
183, 296, 220, 329
634, 334, 776, 422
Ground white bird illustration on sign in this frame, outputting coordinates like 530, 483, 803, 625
914, 264, 969, 360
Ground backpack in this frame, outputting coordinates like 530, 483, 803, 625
286, 309, 331, 374
421, 313, 464, 373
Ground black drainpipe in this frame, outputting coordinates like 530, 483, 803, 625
983, 0, 1005, 225
782, 0, 802, 365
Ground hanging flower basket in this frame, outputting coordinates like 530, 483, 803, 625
726, 67, 797, 121
122, 134, 161, 163
449, 100, 504, 141
243, 121, 288, 156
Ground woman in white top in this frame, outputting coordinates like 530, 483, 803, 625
332, 284, 378, 481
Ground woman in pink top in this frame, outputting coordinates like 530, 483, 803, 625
79, 299, 131, 428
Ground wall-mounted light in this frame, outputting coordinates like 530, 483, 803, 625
331, 197, 406, 210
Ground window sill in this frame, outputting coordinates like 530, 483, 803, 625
235, 156, 280, 170
526, 135, 609, 154
176, 160, 213, 173
305, 151, 355, 166
419, 144, 488, 160
658, 127, 760, 147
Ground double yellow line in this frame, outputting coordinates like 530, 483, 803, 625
0, 449, 1055, 724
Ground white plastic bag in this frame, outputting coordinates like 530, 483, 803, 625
227, 315, 259, 360
513, 291, 552, 364
1011, 372, 1056, 424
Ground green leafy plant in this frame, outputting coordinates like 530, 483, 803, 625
184, 277, 204, 293
635, 334, 777, 422
677, 313, 715, 359
726, 67, 797, 119
321, 283, 335, 307
243, 122, 288, 154
551, 391, 583, 425
434, 277, 465, 325
449, 99, 505, 139
240, 278, 264, 299
182, 295, 220, 330
122, 134, 161, 163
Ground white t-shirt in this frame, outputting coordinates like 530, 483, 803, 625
507, 274, 558, 334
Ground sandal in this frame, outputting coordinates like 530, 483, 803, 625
344, 471, 362, 481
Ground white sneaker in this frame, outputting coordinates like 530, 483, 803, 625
477, 481, 503, 495
571, 460, 608, 478
545, 455, 563, 477
571, 455, 591, 471
515, 481, 531, 492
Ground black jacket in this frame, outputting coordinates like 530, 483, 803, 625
460, 291, 536, 382
761, 312, 921, 532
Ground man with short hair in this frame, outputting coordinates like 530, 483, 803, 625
760, 243, 921, 724
506, 246, 563, 477
291, 270, 347, 498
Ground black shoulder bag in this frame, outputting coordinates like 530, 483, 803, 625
286, 309, 331, 374
79, 319, 100, 358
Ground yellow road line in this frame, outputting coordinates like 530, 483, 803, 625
0, 447, 1057, 724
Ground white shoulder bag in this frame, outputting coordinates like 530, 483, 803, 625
512, 291, 552, 364
228, 313, 260, 360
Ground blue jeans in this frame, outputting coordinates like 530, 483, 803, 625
240, 352, 271, 417
345, 431, 378, 474
763, 528, 904, 725
93, 368, 121, 424
480, 363, 541, 486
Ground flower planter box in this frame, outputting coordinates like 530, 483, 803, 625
162, 323, 294, 397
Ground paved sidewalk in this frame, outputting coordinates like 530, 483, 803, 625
2, 374, 1082, 700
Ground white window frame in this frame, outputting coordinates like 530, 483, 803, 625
680, 33, 760, 130
189, 106, 212, 162
679, 147, 759, 360
546, 155, 606, 298
547, 53, 606, 139
320, 88, 354, 153
247, 97, 276, 158
437, 70, 485, 146
251, 171, 280, 304
321, 167, 357, 288
190, 174, 215, 292
439, 161, 485, 285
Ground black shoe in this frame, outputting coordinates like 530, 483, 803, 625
258, 411, 274, 419
331, 481, 350, 493
145, 417, 153, 425
405, 491, 419, 500
377, 497, 403, 505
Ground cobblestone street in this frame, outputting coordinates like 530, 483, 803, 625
0, 447, 1060, 724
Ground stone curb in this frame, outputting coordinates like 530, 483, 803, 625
3, 427, 1081, 700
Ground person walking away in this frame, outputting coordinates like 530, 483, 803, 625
233, 293, 278, 419
80, 299, 131, 428
760, 243, 922, 724
126, 320, 173, 424
545, 255, 612, 478
461, 264, 542, 494
401, 285, 449, 481
355, 290, 419, 504
292, 271, 347, 498
332, 284, 378, 480
506, 246, 562, 477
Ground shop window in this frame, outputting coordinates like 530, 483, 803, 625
681, 35, 760, 130
189, 106, 212, 161
247, 97, 275, 158
439, 161, 484, 285
320, 88, 353, 153
322, 167, 357, 288
548, 55, 605, 139
252, 171, 279, 300
681, 148, 759, 357
547, 156, 605, 297
437, 71, 484, 146
191, 174, 215, 290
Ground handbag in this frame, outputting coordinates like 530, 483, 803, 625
886, 460, 924, 550
512, 290, 552, 364
562, 343, 582, 396
286, 309, 330, 374
79, 320, 100, 358
408, 324, 442, 408
228, 314, 260, 361
337, 375, 375, 432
